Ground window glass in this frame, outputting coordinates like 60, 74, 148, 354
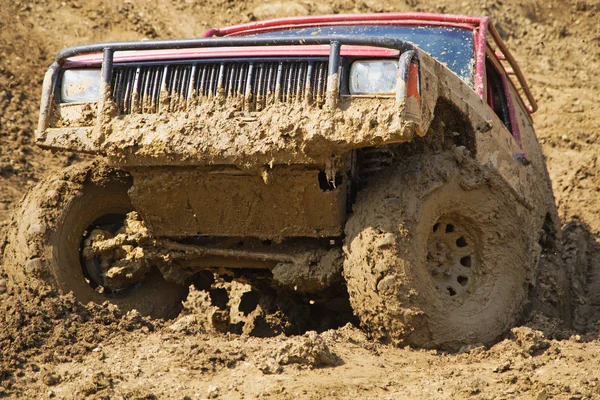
485, 60, 512, 133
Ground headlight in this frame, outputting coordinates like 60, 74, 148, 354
60, 69, 101, 103
349, 60, 398, 95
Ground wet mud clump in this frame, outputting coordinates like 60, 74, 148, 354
173, 274, 357, 338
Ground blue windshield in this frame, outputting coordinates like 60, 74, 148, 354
250, 25, 474, 84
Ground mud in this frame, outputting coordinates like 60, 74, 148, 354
271, 249, 343, 292
2, 0, 600, 398
81, 209, 345, 291
42, 96, 417, 169
81, 211, 153, 291
127, 166, 347, 240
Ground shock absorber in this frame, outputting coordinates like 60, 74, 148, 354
357, 146, 394, 185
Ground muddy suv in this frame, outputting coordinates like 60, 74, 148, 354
3, 13, 558, 350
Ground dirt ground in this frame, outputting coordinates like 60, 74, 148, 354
1, 0, 600, 398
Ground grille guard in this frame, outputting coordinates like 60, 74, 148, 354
38, 35, 419, 136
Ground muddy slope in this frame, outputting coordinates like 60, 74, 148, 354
1, 0, 600, 398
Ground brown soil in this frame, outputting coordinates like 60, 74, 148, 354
1, 0, 600, 399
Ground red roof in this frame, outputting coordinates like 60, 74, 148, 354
211, 13, 483, 37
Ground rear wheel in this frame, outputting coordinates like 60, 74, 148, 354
2, 161, 187, 319
343, 152, 535, 350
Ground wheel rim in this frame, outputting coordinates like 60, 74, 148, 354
427, 218, 478, 299
79, 213, 143, 297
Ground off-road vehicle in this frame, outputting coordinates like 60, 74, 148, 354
3, 13, 558, 349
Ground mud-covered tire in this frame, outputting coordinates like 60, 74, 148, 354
343, 151, 536, 350
2, 161, 187, 319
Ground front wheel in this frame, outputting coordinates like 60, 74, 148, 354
2, 161, 187, 319
343, 152, 535, 350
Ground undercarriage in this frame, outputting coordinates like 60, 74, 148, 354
82, 211, 344, 294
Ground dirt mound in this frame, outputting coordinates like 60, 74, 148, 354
1, 0, 600, 398
0, 287, 158, 397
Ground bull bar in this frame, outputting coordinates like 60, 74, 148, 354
38, 35, 420, 135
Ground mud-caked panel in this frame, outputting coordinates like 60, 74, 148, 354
128, 167, 346, 240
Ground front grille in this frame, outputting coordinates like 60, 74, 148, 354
110, 59, 329, 114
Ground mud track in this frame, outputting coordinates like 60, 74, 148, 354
1, 0, 600, 398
